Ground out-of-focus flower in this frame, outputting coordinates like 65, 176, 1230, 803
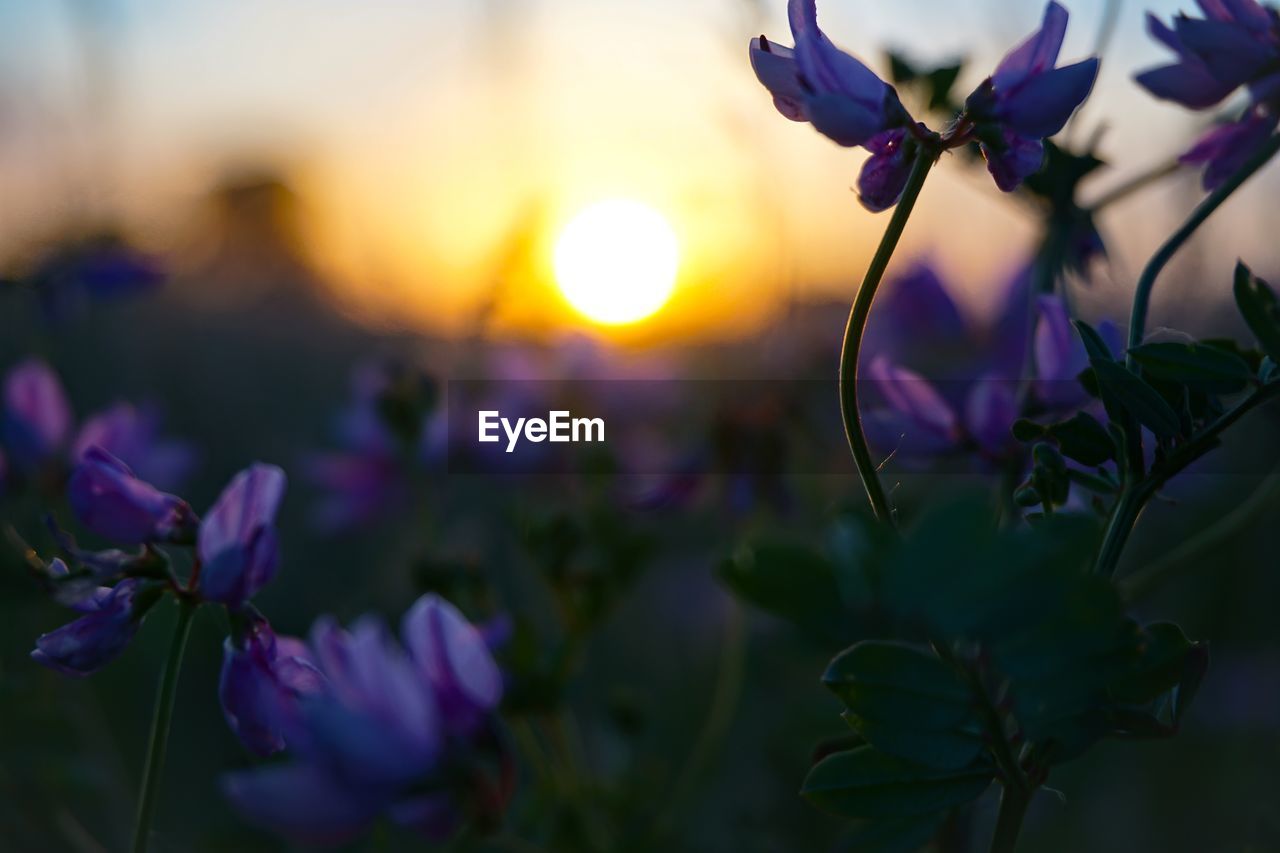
304, 361, 441, 530
0, 359, 196, 494
198, 464, 286, 606
31, 577, 147, 676
220, 614, 324, 757
863, 262, 1117, 464
964, 2, 1100, 190
68, 448, 195, 545
402, 595, 504, 736
26, 234, 164, 321
1137, 2, 1280, 188
72, 403, 197, 491
2, 359, 73, 472
1179, 108, 1280, 187
223, 594, 506, 846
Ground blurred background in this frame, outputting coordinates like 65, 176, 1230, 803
1, 0, 1279, 851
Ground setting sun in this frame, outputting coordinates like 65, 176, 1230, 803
553, 199, 679, 326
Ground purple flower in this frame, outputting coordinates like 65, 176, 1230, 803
858, 128, 917, 211
863, 262, 1114, 464
68, 448, 194, 545
1137, 2, 1280, 187
223, 594, 504, 845
2, 359, 73, 472
220, 615, 324, 757
1180, 107, 1280, 188
197, 464, 286, 605
966, 2, 1100, 191
31, 578, 146, 676
1137, 2, 1279, 109
402, 595, 504, 736
72, 403, 196, 492
750, 0, 903, 147
305, 361, 442, 531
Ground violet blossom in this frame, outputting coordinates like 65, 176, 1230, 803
31, 575, 149, 677
220, 614, 324, 757
222, 594, 505, 845
1137, 1, 1280, 188
197, 464, 286, 606
862, 262, 1119, 465
964, 2, 1101, 190
68, 448, 195, 545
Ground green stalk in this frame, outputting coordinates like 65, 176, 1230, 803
989, 784, 1032, 853
839, 148, 938, 527
132, 599, 197, 853
1126, 134, 1280, 364
1095, 381, 1280, 576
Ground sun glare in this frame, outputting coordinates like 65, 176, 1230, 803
553, 199, 679, 326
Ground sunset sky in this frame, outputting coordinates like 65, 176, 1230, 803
2, 0, 1277, 341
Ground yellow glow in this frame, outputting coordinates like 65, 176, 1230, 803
553, 199, 679, 326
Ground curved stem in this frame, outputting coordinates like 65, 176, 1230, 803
839, 149, 938, 527
1119, 470, 1280, 602
989, 784, 1032, 853
1127, 134, 1280, 363
131, 599, 197, 853
1095, 381, 1280, 576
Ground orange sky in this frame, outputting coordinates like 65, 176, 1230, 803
2, 0, 1278, 343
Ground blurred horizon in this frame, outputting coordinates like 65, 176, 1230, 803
3, 0, 1280, 346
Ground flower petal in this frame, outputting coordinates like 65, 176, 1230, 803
998, 58, 1099, 138
993, 1, 1070, 92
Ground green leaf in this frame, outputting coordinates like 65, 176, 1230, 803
846, 713, 986, 771
1128, 341, 1253, 395
824, 642, 984, 769
1091, 360, 1183, 440
1234, 262, 1280, 362
1047, 412, 1115, 466
1110, 623, 1194, 705
718, 538, 847, 641
801, 746, 993, 819
1073, 319, 1116, 363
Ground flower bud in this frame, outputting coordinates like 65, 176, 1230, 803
68, 447, 195, 545
198, 464, 286, 605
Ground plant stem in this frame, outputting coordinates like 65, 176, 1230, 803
839, 148, 938, 527
1095, 381, 1280, 576
1127, 134, 1280, 364
989, 784, 1032, 853
1094, 484, 1149, 577
1119, 471, 1280, 602
131, 598, 197, 853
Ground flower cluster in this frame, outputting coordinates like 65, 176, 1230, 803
751, 1, 1098, 207
304, 360, 444, 530
862, 262, 1118, 465
1, 358, 194, 497
1137, 0, 1280, 187
220, 595, 506, 844
29, 452, 282, 675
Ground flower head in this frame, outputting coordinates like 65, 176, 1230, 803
863, 261, 1117, 464
31, 577, 147, 676
220, 615, 324, 757
750, 0, 904, 148
965, 2, 1100, 190
72, 403, 197, 492
2, 359, 73, 472
1137, 2, 1280, 187
222, 594, 505, 845
197, 464, 286, 605
68, 448, 195, 545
